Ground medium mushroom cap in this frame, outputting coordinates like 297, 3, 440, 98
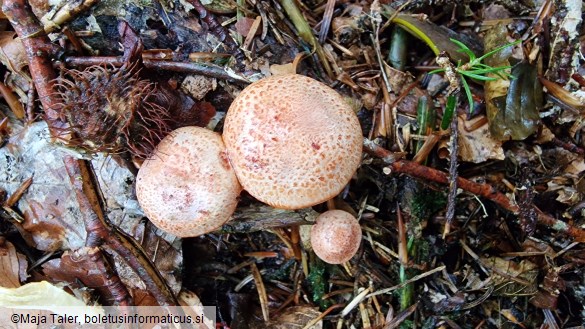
136, 126, 242, 237
223, 74, 362, 209
310, 210, 362, 264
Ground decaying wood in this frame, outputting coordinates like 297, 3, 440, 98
220, 205, 318, 233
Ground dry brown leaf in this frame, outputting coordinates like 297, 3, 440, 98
42, 247, 128, 305
269, 63, 296, 76
235, 17, 259, 37
457, 116, 504, 163
481, 257, 538, 296
0, 239, 26, 288
0, 32, 28, 73
540, 77, 585, 111
129, 221, 183, 294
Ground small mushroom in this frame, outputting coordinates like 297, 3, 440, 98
135, 126, 242, 237
310, 210, 362, 264
223, 74, 362, 209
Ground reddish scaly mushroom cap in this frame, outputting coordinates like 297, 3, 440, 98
223, 74, 362, 209
136, 126, 242, 237
310, 210, 362, 264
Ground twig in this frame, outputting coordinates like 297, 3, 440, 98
443, 110, 458, 238
368, 266, 446, 297
341, 287, 371, 316
185, 0, 245, 65
279, 0, 334, 78
363, 139, 585, 242
40, 0, 100, 33
250, 262, 269, 321
64, 156, 180, 306
64, 56, 250, 84
41, 247, 132, 305
89, 252, 132, 306
4, 177, 32, 207
2, 0, 62, 125
552, 137, 585, 155
219, 205, 318, 233
2, 177, 32, 223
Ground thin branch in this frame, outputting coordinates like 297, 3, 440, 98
444, 107, 458, 238
64, 156, 180, 306
363, 139, 585, 242
64, 56, 250, 84
2, 0, 62, 124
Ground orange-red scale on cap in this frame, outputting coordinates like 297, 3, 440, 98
223, 74, 362, 209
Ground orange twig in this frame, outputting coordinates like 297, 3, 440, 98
363, 139, 585, 242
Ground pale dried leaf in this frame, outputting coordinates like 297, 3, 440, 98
267, 306, 322, 329
180, 75, 217, 100
178, 290, 216, 328
457, 116, 504, 163
0, 281, 90, 308
0, 121, 86, 251
270, 63, 297, 75
0, 32, 28, 73
0, 240, 25, 288
480, 257, 538, 296
548, 180, 580, 205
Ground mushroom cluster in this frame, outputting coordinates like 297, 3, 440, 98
135, 74, 363, 255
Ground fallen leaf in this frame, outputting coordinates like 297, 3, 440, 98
0, 281, 93, 308
458, 115, 504, 163
267, 306, 323, 329
43, 247, 129, 305
480, 257, 538, 296
0, 239, 26, 288
0, 32, 27, 73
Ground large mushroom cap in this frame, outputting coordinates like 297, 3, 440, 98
310, 210, 362, 264
136, 126, 242, 237
223, 74, 362, 209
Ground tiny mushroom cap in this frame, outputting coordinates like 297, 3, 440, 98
136, 126, 242, 237
310, 210, 362, 264
223, 74, 362, 209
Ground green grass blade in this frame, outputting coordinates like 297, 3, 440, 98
449, 38, 476, 61
460, 76, 473, 111
476, 39, 521, 63
429, 68, 446, 74
464, 66, 512, 75
459, 71, 498, 81
441, 94, 457, 130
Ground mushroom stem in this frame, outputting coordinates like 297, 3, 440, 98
326, 199, 336, 211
